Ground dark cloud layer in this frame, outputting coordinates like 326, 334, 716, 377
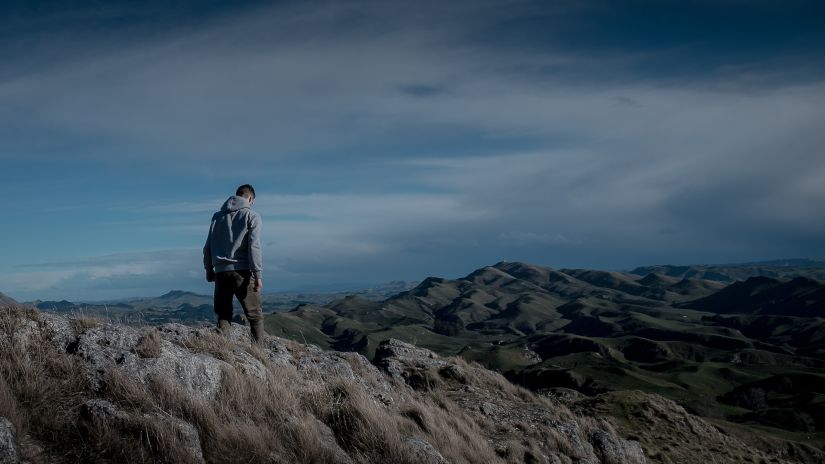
1, 0, 823, 300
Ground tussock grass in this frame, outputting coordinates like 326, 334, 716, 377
69, 315, 102, 332
133, 328, 163, 358
307, 379, 421, 463
0, 307, 91, 462
398, 397, 500, 463
81, 407, 204, 464
180, 329, 234, 362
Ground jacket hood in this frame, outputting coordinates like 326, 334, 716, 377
220, 195, 251, 212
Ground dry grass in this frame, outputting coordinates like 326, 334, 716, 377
0, 307, 92, 462
69, 315, 102, 332
397, 396, 500, 463
446, 355, 540, 403
179, 329, 234, 362
81, 407, 205, 464
132, 328, 162, 358
102, 345, 354, 463
306, 379, 421, 463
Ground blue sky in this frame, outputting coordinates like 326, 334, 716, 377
1, 0, 824, 301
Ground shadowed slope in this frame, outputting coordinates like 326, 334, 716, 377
681, 276, 825, 317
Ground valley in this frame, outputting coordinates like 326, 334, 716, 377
263, 260, 825, 454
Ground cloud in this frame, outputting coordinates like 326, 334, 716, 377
4, 0, 819, 168
4, 249, 205, 301
2, 1, 824, 299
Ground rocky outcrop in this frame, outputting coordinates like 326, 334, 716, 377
61, 321, 226, 400
375, 339, 646, 464
0, 418, 18, 464
572, 390, 824, 463
404, 436, 448, 464
0, 309, 645, 463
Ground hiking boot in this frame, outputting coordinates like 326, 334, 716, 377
217, 319, 231, 334
249, 319, 266, 344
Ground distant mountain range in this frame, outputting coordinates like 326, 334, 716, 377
11, 281, 419, 325
630, 258, 825, 282
262, 260, 825, 452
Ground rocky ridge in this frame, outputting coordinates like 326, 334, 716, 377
0, 307, 645, 464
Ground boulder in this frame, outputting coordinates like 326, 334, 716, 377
404, 436, 448, 464
592, 430, 646, 464
373, 339, 447, 390
73, 323, 227, 400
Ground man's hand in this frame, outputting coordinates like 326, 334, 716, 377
254, 278, 263, 292
206, 269, 215, 282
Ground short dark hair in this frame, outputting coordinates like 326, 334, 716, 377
236, 184, 256, 199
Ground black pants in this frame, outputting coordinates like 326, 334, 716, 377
213, 270, 263, 326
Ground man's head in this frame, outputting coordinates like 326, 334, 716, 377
236, 184, 256, 204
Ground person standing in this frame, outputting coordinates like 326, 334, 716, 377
203, 184, 265, 343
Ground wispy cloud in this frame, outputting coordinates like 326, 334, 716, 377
4, 249, 205, 301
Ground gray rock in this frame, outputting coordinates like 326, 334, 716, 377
0, 417, 19, 464
373, 339, 447, 389
592, 430, 646, 464
228, 348, 268, 380
265, 338, 295, 367
135, 345, 225, 400
330, 351, 396, 400
404, 436, 448, 464
479, 401, 499, 416
80, 399, 127, 421
155, 323, 199, 344
39, 312, 76, 351
74, 323, 226, 400
374, 339, 446, 371
296, 350, 396, 405
438, 364, 467, 383
555, 421, 598, 464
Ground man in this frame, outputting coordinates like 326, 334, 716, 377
203, 184, 265, 343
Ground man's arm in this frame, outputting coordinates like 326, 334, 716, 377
248, 212, 263, 291
203, 215, 216, 282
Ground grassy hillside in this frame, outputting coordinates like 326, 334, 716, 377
264, 261, 825, 454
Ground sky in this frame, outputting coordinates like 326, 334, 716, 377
1, 0, 824, 301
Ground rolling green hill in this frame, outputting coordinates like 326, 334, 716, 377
264, 260, 825, 453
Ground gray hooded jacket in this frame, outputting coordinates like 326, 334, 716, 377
203, 195, 263, 279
